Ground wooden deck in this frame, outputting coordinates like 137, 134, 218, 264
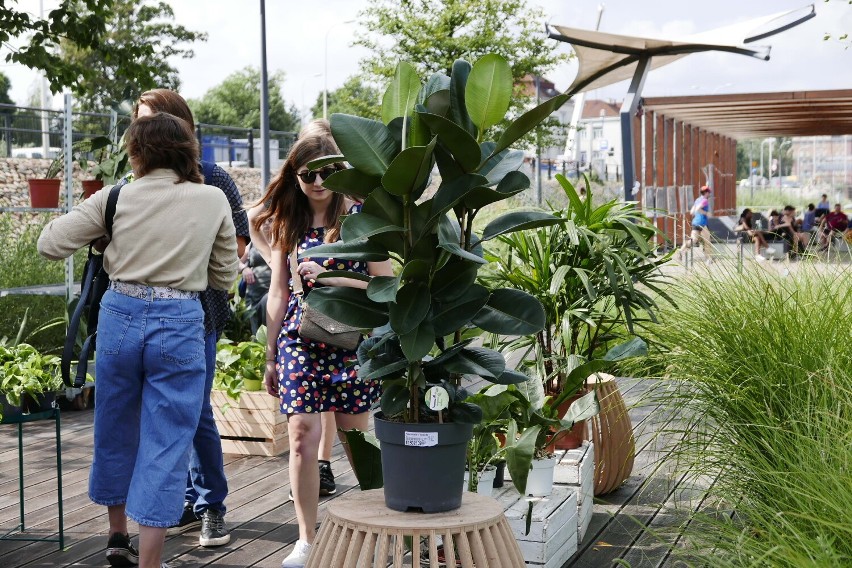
0, 378, 703, 567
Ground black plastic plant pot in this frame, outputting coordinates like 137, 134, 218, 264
374, 413, 474, 513
493, 460, 506, 488
1, 398, 24, 422
23, 391, 56, 414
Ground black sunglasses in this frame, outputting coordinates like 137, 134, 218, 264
296, 166, 339, 184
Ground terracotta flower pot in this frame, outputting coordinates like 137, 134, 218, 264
28, 178, 61, 208
551, 390, 587, 450
82, 179, 104, 199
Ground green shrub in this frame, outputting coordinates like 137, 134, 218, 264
631, 265, 852, 567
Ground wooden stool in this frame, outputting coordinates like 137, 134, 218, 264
306, 489, 525, 568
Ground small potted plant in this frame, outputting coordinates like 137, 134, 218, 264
303, 53, 570, 513
0, 343, 62, 423
81, 133, 130, 196
27, 136, 118, 206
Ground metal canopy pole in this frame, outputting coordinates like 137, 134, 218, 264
259, 0, 271, 191
620, 57, 651, 203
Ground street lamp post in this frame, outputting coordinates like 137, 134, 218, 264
324, 20, 356, 120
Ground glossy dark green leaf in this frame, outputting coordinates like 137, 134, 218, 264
440, 346, 506, 379
448, 402, 483, 424
362, 187, 404, 226
490, 94, 570, 156
360, 356, 408, 381
315, 270, 370, 283
490, 369, 532, 385
366, 276, 399, 303
381, 137, 437, 196
382, 61, 421, 125
504, 423, 540, 495
400, 319, 435, 362
449, 59, 477, 139
465, 54, 512, 133
306, 287, 389, 328
306, 154, 345, 170
431, 261, 479, 303
341, 212, 404, 242
481, 211, 564, 242
603, 337, 648, 361
463, 169, 530, 209
482, 149, 525, 185
431, 173, 488, 220
473, 288, 546, 335
381, 383, 410, 417
417, 73, 451, 106
431, 284, 490, 337
341, 429, 384, 490
300, 238, 390, 262
425, 89, 451, 117
399, 259, 431, 282
330, 113, 398, 177
321, 168, 381, 198
417, 112, 481, 172
389, 283, 430, 335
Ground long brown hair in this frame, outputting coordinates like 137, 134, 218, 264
253, 120, 348, 252
126, 113, 202, 183
133, 89, 196, 130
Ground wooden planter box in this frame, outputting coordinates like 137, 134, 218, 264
554, 441, 595, 542
211, 390, 288, 457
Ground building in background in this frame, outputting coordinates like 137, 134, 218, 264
792, 135, 852, 201
577, 99, 623, 182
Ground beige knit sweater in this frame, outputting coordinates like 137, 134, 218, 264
38, 169, 238, 292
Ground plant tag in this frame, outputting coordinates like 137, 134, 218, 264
426, 386, 449, 411
404, 431, 438, 447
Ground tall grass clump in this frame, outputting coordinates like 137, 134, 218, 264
629, 266, 852, 567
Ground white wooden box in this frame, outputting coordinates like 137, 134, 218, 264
553, 441, 595, 544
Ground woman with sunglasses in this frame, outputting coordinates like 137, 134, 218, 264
252, 121, 392, 567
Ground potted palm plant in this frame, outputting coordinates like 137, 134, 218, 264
27, 135, 119, 206
303, 53, 569, 513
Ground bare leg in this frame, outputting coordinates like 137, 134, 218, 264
700, 227, 713, 259
287, 413, 322, 543
334, 412, 371, 469
107, 504, 128, 537
138, 525, 167, 568
318, 412, 336, 462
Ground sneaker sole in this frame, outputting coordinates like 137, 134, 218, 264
165, 520, 201, 536
319, 487, 337, 496
199, 533, 231, 547
106, 549, 139, 567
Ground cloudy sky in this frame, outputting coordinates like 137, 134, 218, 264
2, 0, 850, 113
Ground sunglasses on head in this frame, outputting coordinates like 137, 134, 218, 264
296, 166, 339, 184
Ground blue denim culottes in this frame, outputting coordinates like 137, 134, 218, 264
88, 289, 206, 528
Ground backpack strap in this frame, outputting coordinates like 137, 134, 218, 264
200, 160, 215, 185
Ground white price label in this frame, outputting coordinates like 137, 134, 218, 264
426, 386, 449, 411
404, 431, 438, 447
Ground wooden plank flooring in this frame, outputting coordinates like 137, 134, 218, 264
0, 378, 707, 567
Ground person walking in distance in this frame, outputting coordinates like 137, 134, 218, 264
679, 185, 714, 264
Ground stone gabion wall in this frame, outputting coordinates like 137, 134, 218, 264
0, 157, 265, 210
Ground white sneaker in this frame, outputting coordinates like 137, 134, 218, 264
755, 254, 767, 262
282, 540, 312, 567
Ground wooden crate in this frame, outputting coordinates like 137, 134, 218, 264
554, 441, 595, 543
211, 390, 288, 457
494, 485, 579, 567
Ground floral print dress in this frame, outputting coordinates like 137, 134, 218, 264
275, 204, 380, 415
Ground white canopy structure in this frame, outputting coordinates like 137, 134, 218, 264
547, 5, 816, 200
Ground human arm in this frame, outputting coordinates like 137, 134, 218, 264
37, 190, 108, 260
248, 204, 272, 264
263, 246, 289, 396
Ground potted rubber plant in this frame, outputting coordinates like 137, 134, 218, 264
304, 54, 569, 513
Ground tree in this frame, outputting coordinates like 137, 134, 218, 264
0, 1, 187, 96
355, 0, 568, 84
0, 72, 13, 112
309, 75, 382, 122
58, 1, 207, 112
188, 67, 300, 133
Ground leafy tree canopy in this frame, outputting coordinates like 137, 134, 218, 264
0, 0, 202, 103
188, 67, 300, 133
355, 0, 568, 83
59, 1, 207, 112
0, 72, 13, 112
310, 75, 382, 122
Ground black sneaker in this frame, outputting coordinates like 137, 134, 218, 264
106, 532, 139, 567
165, 503, 201, 536
319, 460, 336, 496
199, 508, 230, 547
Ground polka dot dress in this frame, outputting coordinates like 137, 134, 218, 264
276, 204, 380, 415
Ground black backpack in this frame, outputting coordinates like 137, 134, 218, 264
61, 161, 217, 388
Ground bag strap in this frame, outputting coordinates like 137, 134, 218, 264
289, 248, 304, 297
104, 182, 121, 237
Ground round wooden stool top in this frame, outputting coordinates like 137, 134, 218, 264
306, 489, 525, 567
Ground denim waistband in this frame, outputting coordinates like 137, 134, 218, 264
109, 281, 199, 301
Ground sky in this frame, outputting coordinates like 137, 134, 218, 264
1, 0, 850, 115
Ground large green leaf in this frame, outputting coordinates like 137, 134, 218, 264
381, 137, 437, 197
300, 238, 390, 262
330, 113, 398, 177
463, 169, 529, 209
381, 61, 421, 125
389, 283, 430, 335
560, 390, 600, 425
491, 369, 532, 385
400, 320, 435, 362
321, 168, 381, 199
431, 173, 488, 220
603, 337, 648, 361
437, 214, 487, 264
341, 212, 404, 242
341, 429, 384, 490
381, 383, 410, 416
306, 287, 389, 328
482, 150, 525, 185
305, 154, 345, 170
481, 211, 564, 242
362, 187, 404, 226
465, 54, 512, 134
417, 73, 451, 106
472, 288, 546, 335
425, 89, 451, 117
417, 112, 481, 172
366, 276, 399, 303
431, 261, 479, 303
448, 402, 483, 424
490, 94, 570, 157
449, 59, 477, 138
440, 346, 506, 379
431, 284, 490, 337
504, 422, 540, 495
